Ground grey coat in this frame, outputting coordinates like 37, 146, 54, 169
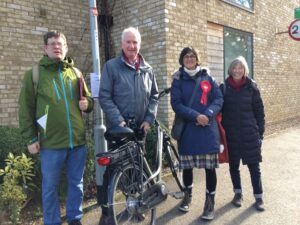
99, 52, 159, 128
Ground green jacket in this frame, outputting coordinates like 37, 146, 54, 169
19, 56, 93, 149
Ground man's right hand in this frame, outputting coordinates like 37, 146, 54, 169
27, 142, 40, 154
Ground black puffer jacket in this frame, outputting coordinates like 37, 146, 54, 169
221, 77, 265, 165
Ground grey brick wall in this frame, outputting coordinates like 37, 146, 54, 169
0, 0, 92, 126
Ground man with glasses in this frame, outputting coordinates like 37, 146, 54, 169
19, 30, 93, 225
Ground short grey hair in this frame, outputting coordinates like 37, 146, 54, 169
121, 27, 141, 43
228, 56, 249, 77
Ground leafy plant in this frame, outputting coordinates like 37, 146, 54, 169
0, 126, 27, 172
0, 153, 34, 224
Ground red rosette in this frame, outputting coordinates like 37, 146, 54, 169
200, 80, 211, 105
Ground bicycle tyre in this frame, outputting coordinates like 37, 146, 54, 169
108, 164, 156, 225
164, 143, 183, 191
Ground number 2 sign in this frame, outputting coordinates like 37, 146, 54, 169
288, 19, 300, 41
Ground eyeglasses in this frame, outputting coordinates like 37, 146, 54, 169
47, 42, 66, 47
183, 54, 196, 59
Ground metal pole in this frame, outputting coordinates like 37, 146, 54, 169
88, 0, 107, 187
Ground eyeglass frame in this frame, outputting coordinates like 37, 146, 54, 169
183, 54, 196, 60
46, 41, 66, 48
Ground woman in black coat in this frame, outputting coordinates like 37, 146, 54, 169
221, 56, 265, 211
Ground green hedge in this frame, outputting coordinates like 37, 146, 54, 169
0, 126, 96, 197
0, 126, 28, 170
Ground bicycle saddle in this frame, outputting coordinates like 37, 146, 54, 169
104, 126, 135, 141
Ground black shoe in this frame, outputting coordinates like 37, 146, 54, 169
136, 213, 146, 221
69, 220, 82, 225
99, 214, 113, 225
178, 191, 192, 212
231, 193, 243, 207
254, 198, 265, 211
201, 193, 215, 221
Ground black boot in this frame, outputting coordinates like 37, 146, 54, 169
201, 193, 215, 221
254, 198, 265, 211
178, 187, 192, 212
232, 193, 243, 207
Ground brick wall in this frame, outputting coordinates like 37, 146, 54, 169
206, 0, 300, 130
105, 0, 169, 123
0, 0, 92, 126
164, 0, 300, 131
1, 0, 300, 133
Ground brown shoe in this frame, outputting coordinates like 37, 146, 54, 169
99, 214, 113, 225
136, 213, 146, 221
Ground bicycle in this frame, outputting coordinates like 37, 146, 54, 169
97, 88, 185, 225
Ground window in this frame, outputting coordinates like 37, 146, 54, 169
222, 0, 253, 11
224, 27, 253, 78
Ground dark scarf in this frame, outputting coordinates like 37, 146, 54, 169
123, 52, 141, 71
228, 76, 247, 91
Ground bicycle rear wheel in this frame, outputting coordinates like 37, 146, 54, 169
109, 164, 156, 225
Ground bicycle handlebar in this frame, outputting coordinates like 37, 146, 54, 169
158, 87, 171, 100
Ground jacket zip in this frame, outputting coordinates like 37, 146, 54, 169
58, 65, 73, 149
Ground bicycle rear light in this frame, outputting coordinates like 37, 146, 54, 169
97, 156, 111, 166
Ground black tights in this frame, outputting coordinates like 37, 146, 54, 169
183, 168, 217, 193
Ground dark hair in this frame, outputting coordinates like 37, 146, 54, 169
43, 30, 67, 45
178, 46, 199, 66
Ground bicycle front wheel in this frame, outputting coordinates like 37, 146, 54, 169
164, 143, 183, 191
108, 164, 156, 225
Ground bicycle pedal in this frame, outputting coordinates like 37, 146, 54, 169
169, 191, 185, 199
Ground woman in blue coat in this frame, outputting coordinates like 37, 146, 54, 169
171, 47, 223, 220
221, 56, 265, 211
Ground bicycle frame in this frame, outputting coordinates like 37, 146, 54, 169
96, 87, 185, 224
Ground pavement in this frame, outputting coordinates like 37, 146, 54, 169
78, 126, 300, 225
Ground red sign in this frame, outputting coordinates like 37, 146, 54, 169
288, 19, 300, 41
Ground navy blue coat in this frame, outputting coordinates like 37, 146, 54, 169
171, 68, 223, 155
221, 77, 265, 165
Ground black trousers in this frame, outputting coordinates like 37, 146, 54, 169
97, 168, 110, 215
229, 162, 263, 195
183, 168, 217, 193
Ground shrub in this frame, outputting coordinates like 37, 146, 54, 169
0, 126, 27, 171
0, 126, 41, 192
0, 153, 34, 224
83, 132, 97, 199
145, 124, 158, 166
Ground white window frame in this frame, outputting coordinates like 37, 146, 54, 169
223, 26, 253, 79
221, 0, 254, 12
